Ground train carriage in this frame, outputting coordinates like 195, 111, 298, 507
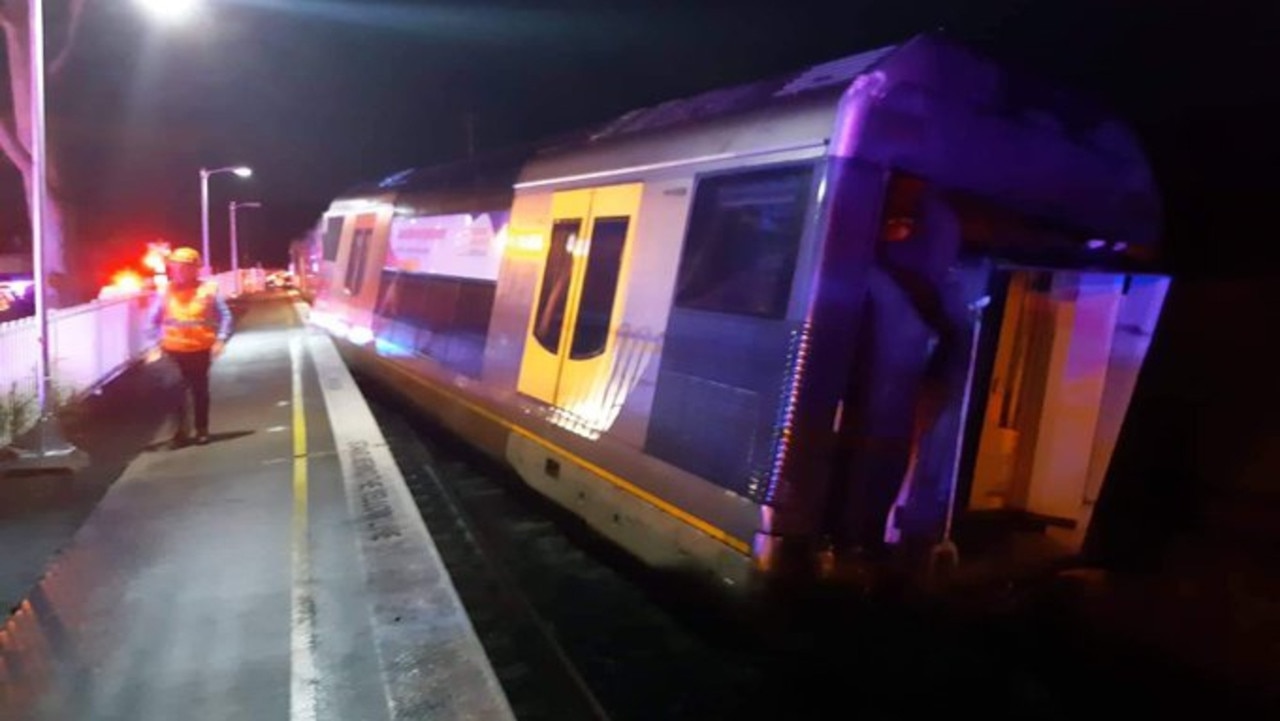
309, 33, 1169, 589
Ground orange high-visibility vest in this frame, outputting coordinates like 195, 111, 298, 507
161, 282, 219, 352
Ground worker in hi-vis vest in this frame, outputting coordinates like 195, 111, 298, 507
148, 247, 233, 448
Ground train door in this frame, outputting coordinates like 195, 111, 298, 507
517, 183, 642, 418
964, 270, 1135, 551
342, 213, 377, 299
825, 174, 1168, 576
317, 214, 345, 298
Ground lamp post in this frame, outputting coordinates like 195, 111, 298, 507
10, 1, 199, 465
10, 0, 84, 467
229, 201, 261, 296
200, 166, 252, 276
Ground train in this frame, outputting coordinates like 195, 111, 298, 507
303, 33, 1170, 592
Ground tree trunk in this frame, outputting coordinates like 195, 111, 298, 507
1, 2, 71, 306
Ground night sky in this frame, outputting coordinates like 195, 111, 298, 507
3, 0, 1277, 287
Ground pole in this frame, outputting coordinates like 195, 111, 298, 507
200, 168, 211, 276
228, 201, 259, 296
30, 0, 49, 420
229, 202, 240, 295
11, 0, 84, 467
928, 294, 992, 579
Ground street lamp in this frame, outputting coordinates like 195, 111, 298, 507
229, 201, 262, 296
134, 0, 201, 24
200, 166, 252, 276
12, 0, 203, 465
10, 0, 84, 467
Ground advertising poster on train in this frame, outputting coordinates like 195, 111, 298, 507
386, 211, 510, 280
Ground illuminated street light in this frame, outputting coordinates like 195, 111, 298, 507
133, 0, 201, 24
200, 166, 253, 276
13, 0, 205, 465
229, 201, 262, 296
11, 0, 83, 467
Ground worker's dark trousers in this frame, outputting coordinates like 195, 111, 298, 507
166, 349, 212, 437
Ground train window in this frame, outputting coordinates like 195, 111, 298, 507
533, 219, 581, 354
345, 228, 371, 295
321, 217, 343, 261
570, 217, 629, 360
373, 270, 496, 377
674, 164, 813, 318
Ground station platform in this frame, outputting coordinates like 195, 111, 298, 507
0, 294, 514, 720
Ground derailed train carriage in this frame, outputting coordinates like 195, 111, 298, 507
308, 33, 1169, 590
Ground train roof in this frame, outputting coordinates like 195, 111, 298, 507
331, 143, 536, 218
331, 39, 902, 204
582, 44, 898, 143
337, 144, 532, 200
520, 32, 1161, 249
331, 32, 1161, 250
563, 34, 1127, 151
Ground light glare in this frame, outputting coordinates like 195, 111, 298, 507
135, 0, 200, 23
234, 167, 253, 178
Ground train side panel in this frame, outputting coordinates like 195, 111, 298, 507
601, 177, 698, 449
483, 191, 552, 391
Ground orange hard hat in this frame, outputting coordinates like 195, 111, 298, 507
169, 247, 201, 265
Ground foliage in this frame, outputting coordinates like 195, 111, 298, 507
0, 381, 35, 445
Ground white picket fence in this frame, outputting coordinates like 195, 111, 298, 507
0, 272, 249, 447
0, 291, 157, 447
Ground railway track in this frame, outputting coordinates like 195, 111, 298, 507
359, 373, 1261, 720
366, 381, 771, 721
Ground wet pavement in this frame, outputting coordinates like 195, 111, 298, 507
0, 295, 510, 720
1, 356, 170, 615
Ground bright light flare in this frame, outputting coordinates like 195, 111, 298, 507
134, 0, 200, 23
100, 269, 146, 299
143, 251, 167, 275
111, 270, 144, 293
347, 326, 374, 346
233, 166, 253, 178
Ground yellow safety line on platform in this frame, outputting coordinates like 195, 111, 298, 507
290, 334, 318, 720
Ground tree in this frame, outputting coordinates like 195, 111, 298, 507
0, 0, 88, 306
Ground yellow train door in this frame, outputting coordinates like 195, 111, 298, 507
517, 183, 642, 421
